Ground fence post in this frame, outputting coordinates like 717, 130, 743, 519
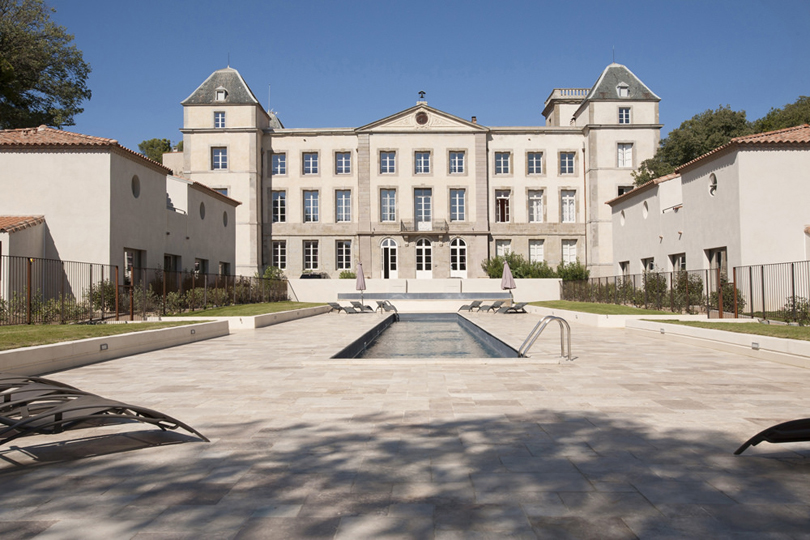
162, 270, 167, 316
791, 262, 797, 321
60, 261, 65, 324
101, 265, 105, 321
669, 273, 674, 312
705, 270, 710, 316
26, 257, 32, 324
142, 268, 147, 320
761, 267, 767, 320
749, 266, 754, 319
115, 266, 119, 321
89, 264, 93, 322
733, 267, 738, 318
717, 267, 723, 319
684, 272, 689, 314
204, 273, 208, 308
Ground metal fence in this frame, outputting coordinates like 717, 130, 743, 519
734, 260, 810, 324
0, 255, 288, 326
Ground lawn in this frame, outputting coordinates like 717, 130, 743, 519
655, 320, 810, 342
0, 321, 200, 351
171, 301, 325, 317
530, 300, 673, 315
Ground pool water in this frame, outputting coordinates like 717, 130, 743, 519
351, 313, 517, 359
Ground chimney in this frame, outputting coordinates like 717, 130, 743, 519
471, 116, 477, 124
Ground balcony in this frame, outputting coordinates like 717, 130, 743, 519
544, 88, 589, 106
400, 219, 449, 239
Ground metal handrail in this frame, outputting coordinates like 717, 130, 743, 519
518, 315, 572, 360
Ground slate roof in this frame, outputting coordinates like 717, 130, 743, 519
182, 67, 261, 105
0, 216, 45, 234
0, 126, 172, 174
677, 124, 810, 172
585, 63, 660, 102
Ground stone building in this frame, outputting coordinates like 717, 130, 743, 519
176, 63, 661, 278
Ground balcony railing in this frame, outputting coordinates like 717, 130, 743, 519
400, 220, 449, 234
544, 88, 590, 104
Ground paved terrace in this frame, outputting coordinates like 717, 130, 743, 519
2, 311, 810, 539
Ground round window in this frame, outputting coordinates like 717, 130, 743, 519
199, 202, 206, 219
642, 201, 649, 219
223, 211, 228, 227
131, 175, 140, 198
709, 173, 717, 196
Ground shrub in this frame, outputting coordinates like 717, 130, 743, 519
556, 260, 590, 281
339, 270, 356, 279
781, 296, 810, 325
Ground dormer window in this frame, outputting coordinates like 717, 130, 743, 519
215, 87, 228, 101
617, 83, 630, 98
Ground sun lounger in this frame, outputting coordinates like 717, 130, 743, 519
479, 300, 505, 313
343, 306, 362, 314
327, 302, 346, 313
497, 302, 528, 314
381, 300, 398, 313
0, 372, 208, 447
734, 418, 810, 455
351, 301, 374, 313
458, 300, 482, 312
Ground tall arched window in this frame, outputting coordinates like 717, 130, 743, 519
416, 238, 432, 279
381, 238, 398, 279
450, 238, 467, 278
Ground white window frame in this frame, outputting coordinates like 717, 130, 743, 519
271, 153, 286, 175
303, 240, 319, 270
527, 152, 543, 175
561, 190, 576, 223
529, 239, 545, 263
380, 151, 396, 174
495, 190, 510, 223
528, 190, 544, 223
619, 107, 631, 124
211, 147, 228, 170
414, 151, 430, 174
272, 241, 286, 269
303, 190, 319, 223
618, 143, 634, 168
562, 240, 577, 265
450, 189, 465, 222
336, 240, 352, 270
450, 238, 467, 277
335, 190, 351, 222
335, 152, 351, 175
380, 189, 396, 222
449, 151, 465, 174
495, 152, 510, 174
214, 111, 225, 128
495, 240, 511, 257
272, 191, 286, 223
303, 152, 319, 175
560, 152, 575, 175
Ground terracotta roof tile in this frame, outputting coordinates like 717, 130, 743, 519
0, 125, 172, 174
0, 216, 45, 234
677, 124, 810, 172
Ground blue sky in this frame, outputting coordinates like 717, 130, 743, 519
50, 0, 810, 153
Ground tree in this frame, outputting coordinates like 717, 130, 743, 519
0, 0, 91, 129
753, 96, 810, 133
632, 105, 752, 186
138, 138, 172, 163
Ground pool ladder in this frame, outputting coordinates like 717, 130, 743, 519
518, 315, 572, 361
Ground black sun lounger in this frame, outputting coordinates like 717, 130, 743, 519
479, 300, 505, 313
497, 302, 528, 314
351, 301, 374, 313
734, 418, 810, 455
327, 302, 346, 313
458, 300, 482, 312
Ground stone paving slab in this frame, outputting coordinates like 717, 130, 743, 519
1, 311, 810, 538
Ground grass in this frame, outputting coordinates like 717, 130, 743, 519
530, 300, 673, 315
171, 301, 325, 317
654, 320, 810, 342
0, 321, 201, 351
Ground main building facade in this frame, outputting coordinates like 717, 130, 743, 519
172, 63, 661, 278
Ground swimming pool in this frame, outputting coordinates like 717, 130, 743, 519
332, 313, 518, 359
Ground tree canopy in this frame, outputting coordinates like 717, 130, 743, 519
0, 0, 91, 129
753, 96, 810, 133
138, 138, 173, 163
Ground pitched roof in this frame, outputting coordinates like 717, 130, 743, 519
585, 63, 660, 102
182, 67, 262, 106
677, 124, 810, 173
606, 173, 679, 206
0, 125, 172, 174
0, 216, 45, 234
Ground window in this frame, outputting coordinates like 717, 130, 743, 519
414, 188, 432, 229
618, 143, 633, 168
380, 189, 396, 222
671, 253, 687, 272
529, 240, 544, 263
619, 261, 629, 276
214, 111, 225, 128
450, 238, 467, 272
416, 239, 432, 272
164, 254, 181, 273
304, 190, 319, 222
495, 190, 510, 223
335, 190, 351, 222
219, 261, 231, 276
213, 187, 229, 196
707, 247, 727, 275
560, 152, 575, 175
528, 190, 544, 223
272, 191, 286, 223
562, 240, 577, 265
450, 189, 465, 222
303, 152, 318, 174
336, 240, 352, 270
617, 83, 629, 98
272, 241, 286, 269
496, 240, 511, 257
380, 151, 396, 174
272, 153, 286, 175
414, 151, 430, 174
450, 151, 465, 174
215, 88, 227, 101
641, 257, 655, 272
619, 107, 630, 124
303, 241, 318, 270
336, 152, 351, 174
211, 147, 227, 170
617, 185, 633, 196
527, 152, 543, 174
495, 152, 510, 174
561, 190, 576, 223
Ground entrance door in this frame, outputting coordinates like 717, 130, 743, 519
415, 188, 432, 231
450, 238, 467, 278
381, 238, 398, 279
416, 238, 432, 279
